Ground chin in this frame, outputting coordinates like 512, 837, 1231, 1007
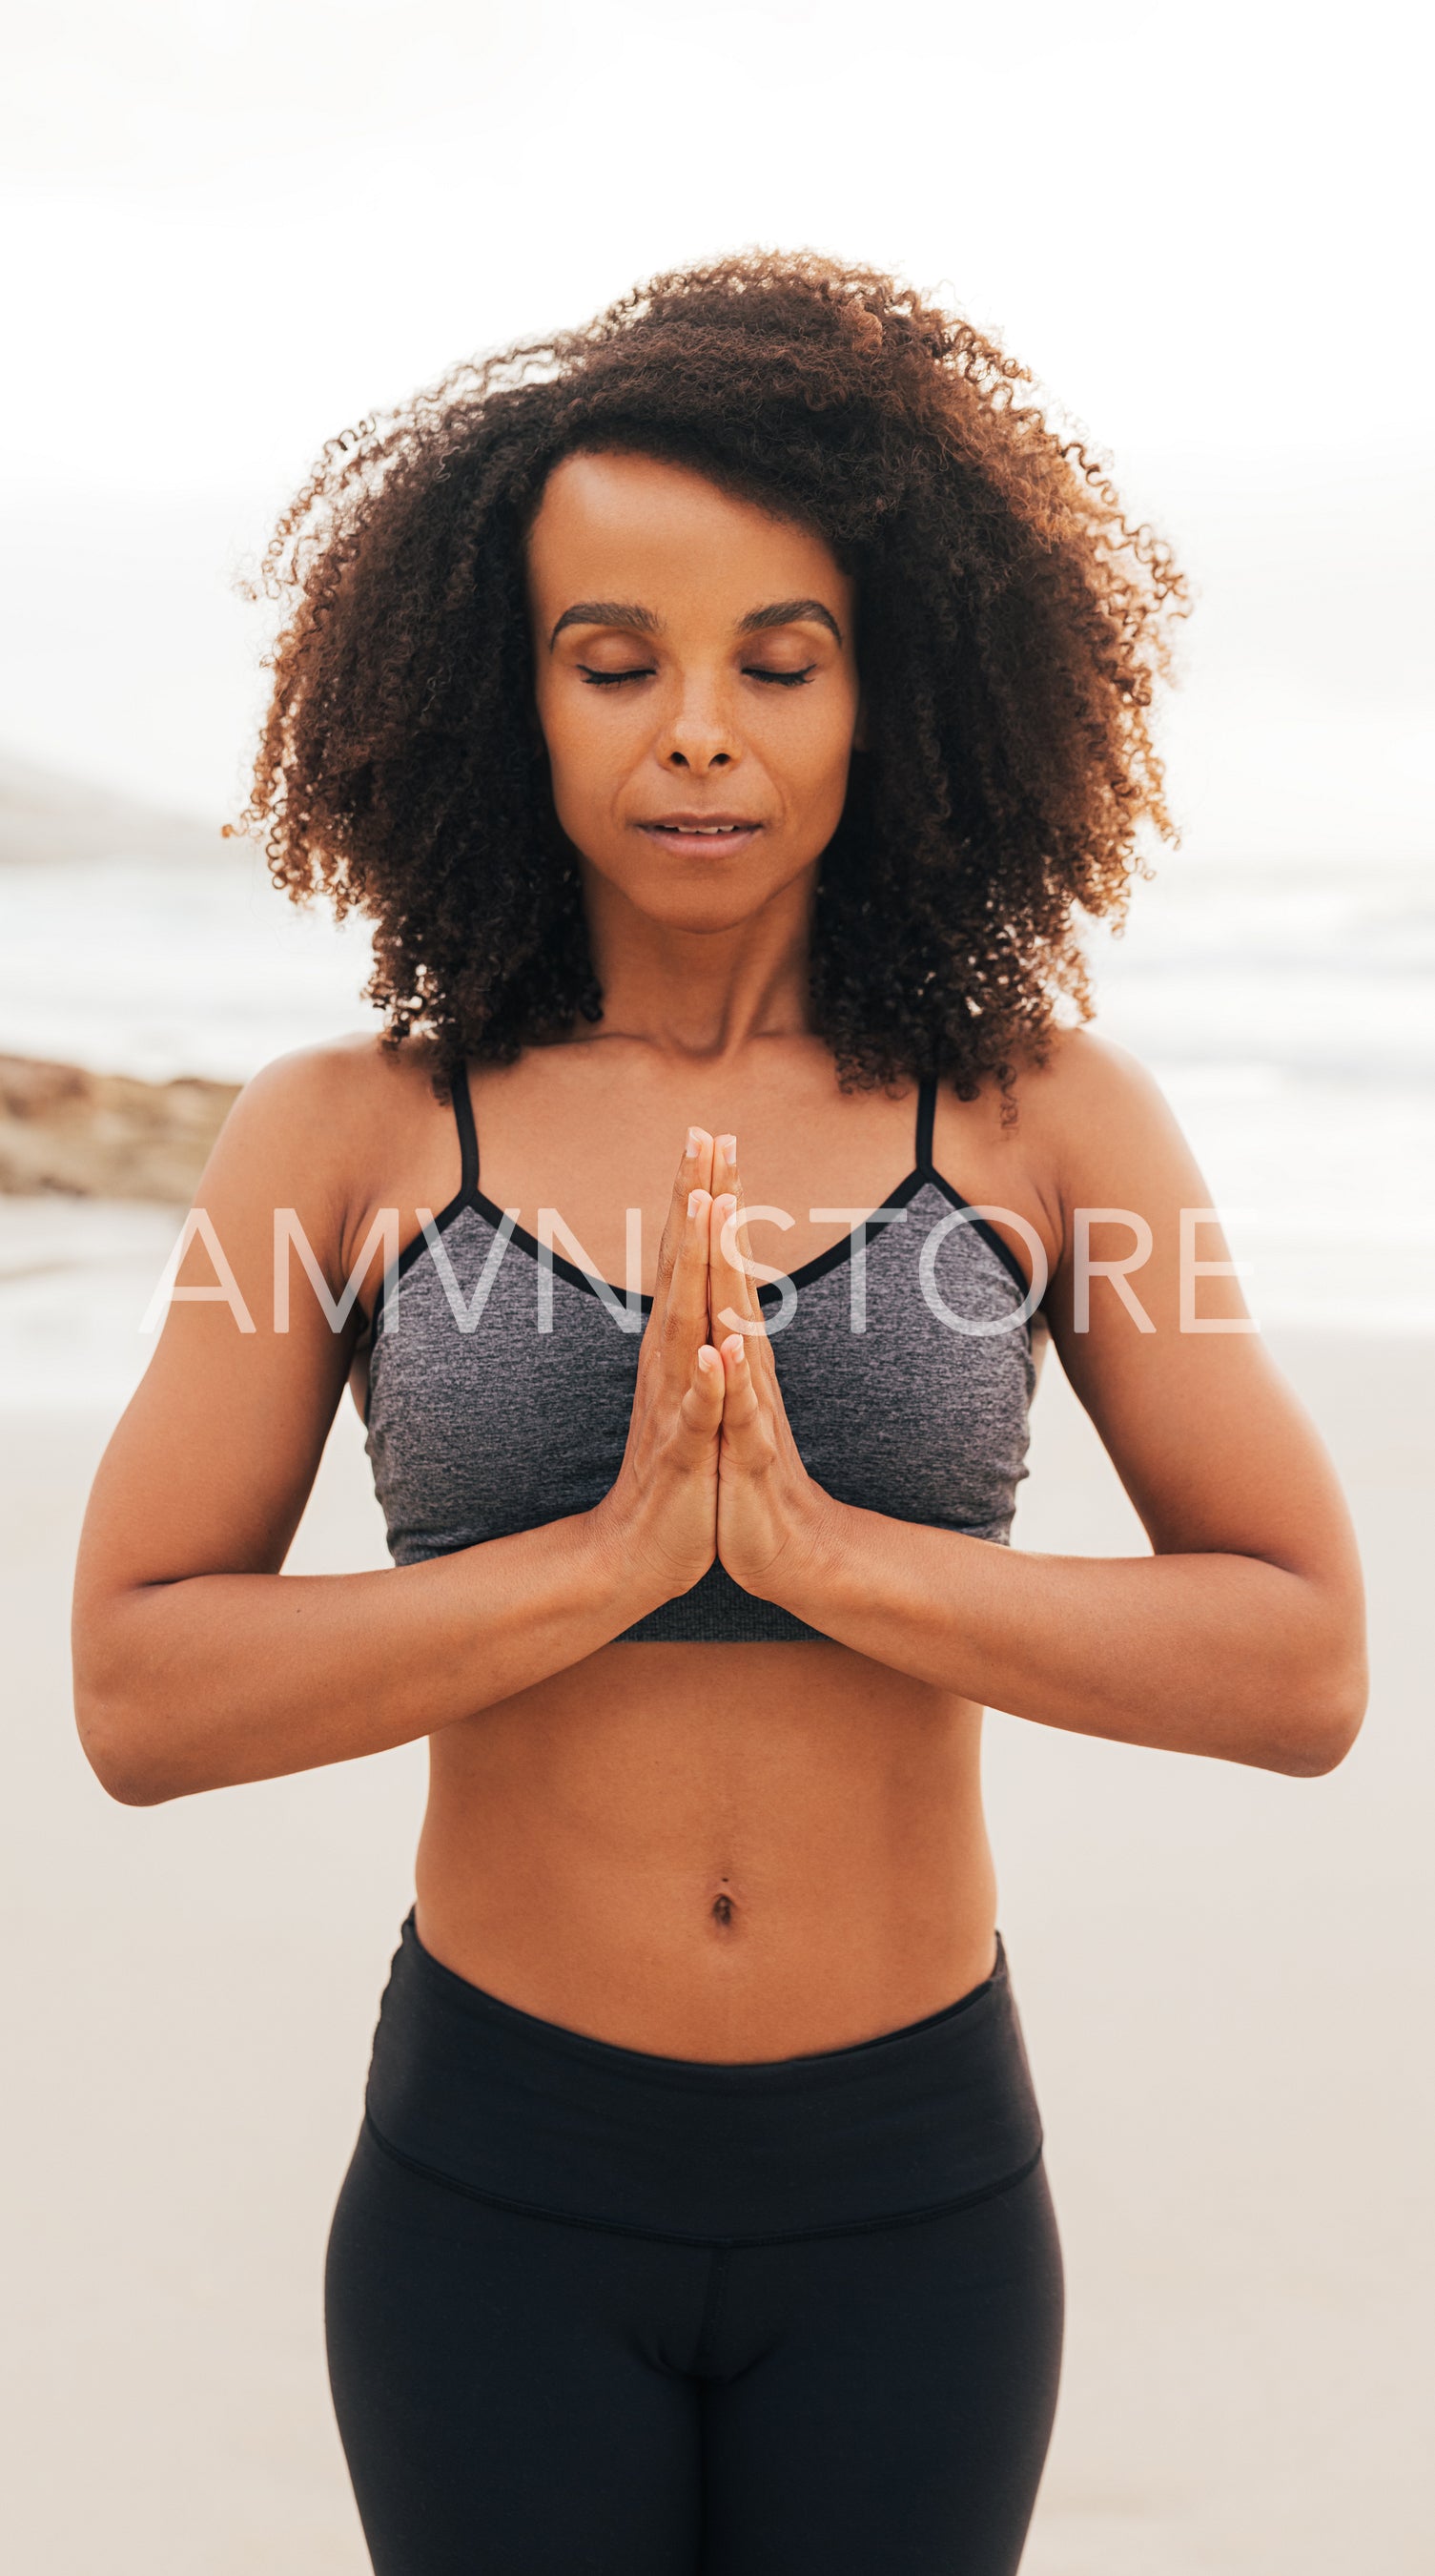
636, 883, 779, 934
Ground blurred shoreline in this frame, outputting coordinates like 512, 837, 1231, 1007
3, 752, 1433, 1334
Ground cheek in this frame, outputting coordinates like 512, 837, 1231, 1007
537, 687, 631, 821
766, 692, 859, 795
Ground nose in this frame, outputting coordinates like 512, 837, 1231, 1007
659, 674, 737, 773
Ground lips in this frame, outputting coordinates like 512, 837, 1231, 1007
636, 814, 765, 857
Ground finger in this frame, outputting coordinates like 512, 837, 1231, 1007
717, 1330, 779, 1457
710, 1329, 762, 1432
658, 1185, 717, 1387
676, 1343, 726, 1448
731, 1172, 786, 1388
709, 1136, 762, 1348
708, 1187, 769, 1349
651, 1127, 713, 1317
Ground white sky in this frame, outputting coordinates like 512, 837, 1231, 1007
2, 0, 1431, 848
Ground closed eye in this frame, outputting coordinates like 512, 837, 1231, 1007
578, 663, 819, 690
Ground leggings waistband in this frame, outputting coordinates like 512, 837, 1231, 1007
362, 1912, 1043, 2244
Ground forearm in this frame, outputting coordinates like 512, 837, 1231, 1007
75, 1507, 665, 1804
771, 1500, 1365, 1775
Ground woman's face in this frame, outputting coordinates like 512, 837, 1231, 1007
527, 450, 861, 930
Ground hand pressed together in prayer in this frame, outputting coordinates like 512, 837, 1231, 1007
593, 1127, 832, 1613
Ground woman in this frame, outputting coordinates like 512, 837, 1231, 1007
72, 256, 1366, 2575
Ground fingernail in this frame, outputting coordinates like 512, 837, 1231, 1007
717, 1133, 736, 1163
698, 1347, 718, 1372
687, 1188, 706, 1221
686, 1127, 703, 1157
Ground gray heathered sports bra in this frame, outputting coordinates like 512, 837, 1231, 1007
362, 1073, 1037, 1642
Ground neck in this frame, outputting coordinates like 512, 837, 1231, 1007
577, 860, 818, 1062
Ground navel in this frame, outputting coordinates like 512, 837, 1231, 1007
708, 1876, 739, 1930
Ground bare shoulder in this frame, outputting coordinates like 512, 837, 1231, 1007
932, 1026, 1193, 1283
1000, 1026, 1199, 1222
209, 1028, 444, 1188
190, 1028, 454, 1294
226, 1027, 442, 1137
1008, 1024, 1177, 1141
939, 1026, 1176, 1156
990, 1023, 1247, 1342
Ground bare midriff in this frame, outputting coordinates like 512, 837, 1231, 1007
415, 1639, 998, 2064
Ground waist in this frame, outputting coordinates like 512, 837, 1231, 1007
363, 1908, 1044, 2243
418, 1659, 994, 2058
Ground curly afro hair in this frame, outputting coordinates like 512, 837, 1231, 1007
238, 251, 1186, 1099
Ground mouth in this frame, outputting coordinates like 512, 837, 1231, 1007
635, 814, 765, 859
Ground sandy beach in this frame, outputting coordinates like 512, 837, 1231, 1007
2, 1272, 1429, 2574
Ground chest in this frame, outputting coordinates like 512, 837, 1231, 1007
364, 1183, 1035, 1573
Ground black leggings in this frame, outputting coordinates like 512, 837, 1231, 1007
325, 1916, 1063, 2575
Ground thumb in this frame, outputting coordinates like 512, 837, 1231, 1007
676, 1343, 726, 1450
716, 1331, 765, 1446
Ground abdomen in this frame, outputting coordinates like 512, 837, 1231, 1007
414, 1639, 998, 2062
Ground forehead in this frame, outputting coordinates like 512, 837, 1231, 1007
526, 450, 851, 620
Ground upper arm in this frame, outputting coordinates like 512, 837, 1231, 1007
73, 1043, 376, 1620
1034, 1033, 1362, 1597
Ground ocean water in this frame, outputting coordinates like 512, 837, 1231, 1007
1086, 853, 1435, 1333
1, 843, 1432, 1410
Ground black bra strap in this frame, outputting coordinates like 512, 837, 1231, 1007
914, 1073, 937, 1177
451, 1066, 480, 1196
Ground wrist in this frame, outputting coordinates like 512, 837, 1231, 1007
744, 1485, 858, 1619
582, 1491, 703, 1626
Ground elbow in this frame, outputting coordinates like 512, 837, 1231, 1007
100, 1764, 180, 1810
1277, 1706, 1365, 1780
95, 1768, 174, 1809
78, 1715, 175, 1808
1262, 1653, 1368, 1780
72, 1579, 215, 1803
73, 1671, 182, 1808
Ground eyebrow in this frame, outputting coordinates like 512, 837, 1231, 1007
549, 601, 663, 648
738, 599, 844, 647
547, 596, 844, 650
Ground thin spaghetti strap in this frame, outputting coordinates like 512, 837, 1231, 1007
914, 1073, 937, 1177
450, 1063, 480, 1197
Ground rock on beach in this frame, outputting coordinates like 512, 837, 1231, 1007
0, 1055, 238, 1201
